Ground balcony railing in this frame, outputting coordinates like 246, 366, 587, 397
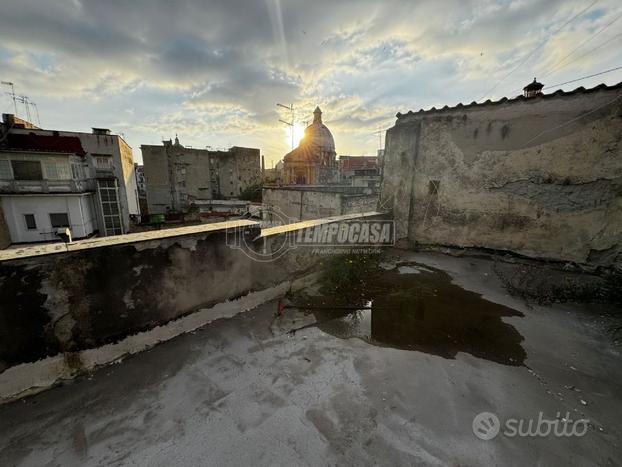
0, 178, 96, 194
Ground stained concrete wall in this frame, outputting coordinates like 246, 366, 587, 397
0, 221, 322, 374
381, 85, 622, 267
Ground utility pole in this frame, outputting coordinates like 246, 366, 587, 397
1, 81, 17, 115
277, 102, 295, 150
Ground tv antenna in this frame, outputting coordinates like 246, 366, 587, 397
372, 127, 385, 150
15, 95, 32, 122
277, 102, 295, 150
30, 102, 41, 126
1, 81, 17, 115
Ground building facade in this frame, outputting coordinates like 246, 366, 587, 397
141, 137, 260, 214
134, 163, 148, 216
0, 115, 140, 244
283, 107, 338, 185
338, 155, 380, 188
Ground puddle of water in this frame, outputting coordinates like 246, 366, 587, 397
308, 263, 526, 366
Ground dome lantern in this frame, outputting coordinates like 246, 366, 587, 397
313, 106, 322, 124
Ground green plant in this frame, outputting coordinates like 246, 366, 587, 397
319, 252, 381, 296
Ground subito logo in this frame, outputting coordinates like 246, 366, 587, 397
472, 412, 500, 440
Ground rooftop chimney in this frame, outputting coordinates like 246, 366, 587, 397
523, 78, 544, 98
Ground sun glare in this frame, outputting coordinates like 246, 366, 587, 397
285, 123, 305, 148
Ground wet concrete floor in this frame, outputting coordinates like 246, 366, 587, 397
0, 251, 621, 466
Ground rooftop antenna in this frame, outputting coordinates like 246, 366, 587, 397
29, 101, 41, 126
372, 128, 384, 150
1, 81, 17, 115
16, 95, 32, 122
277, 102, 295, 150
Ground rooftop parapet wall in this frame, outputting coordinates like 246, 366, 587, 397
381, 83, 622, 268
0, 213, 387, 400
395, 81, 622, 123
263, 187, 379, 222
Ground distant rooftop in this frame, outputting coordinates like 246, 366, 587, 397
2, 132, 86, 156
2, 113, 40, 130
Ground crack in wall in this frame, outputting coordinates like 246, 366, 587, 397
489, 177, 621, 212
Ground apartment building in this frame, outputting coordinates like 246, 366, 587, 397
0, 114, 139, 244
141, 136, 260, 214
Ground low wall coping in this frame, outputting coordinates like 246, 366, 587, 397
0, 219, 259, 262
259, 211, 387, 238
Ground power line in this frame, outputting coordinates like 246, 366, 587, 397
540, 30, 622, 79
477, 0, 599, 101
542, 65, 622, 90
540, 9, 622, 79
524, 91, 622, 145
507, 34, 622, 97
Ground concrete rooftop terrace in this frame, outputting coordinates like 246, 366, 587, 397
0, 250, 620, 466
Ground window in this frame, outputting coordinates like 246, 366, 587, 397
0, 160, 12, 179
97, 179, 123, 235
94, 155, 113, 169
428, 180, 440, 196
24, 214, 37, 230
49, 213, 70, 228
44, 161, 71, 180
11, 160, 43, 180
71, 163, 85, 180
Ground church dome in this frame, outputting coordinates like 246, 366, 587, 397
300, 107, 335, 153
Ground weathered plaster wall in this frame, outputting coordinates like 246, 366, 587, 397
342, 194, 380, 216
263, 187, 379, 221
381, 86, 622, 267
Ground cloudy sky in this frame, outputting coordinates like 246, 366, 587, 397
1, 0, 621, 165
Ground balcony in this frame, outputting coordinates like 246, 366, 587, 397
0, 178, 96, 194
